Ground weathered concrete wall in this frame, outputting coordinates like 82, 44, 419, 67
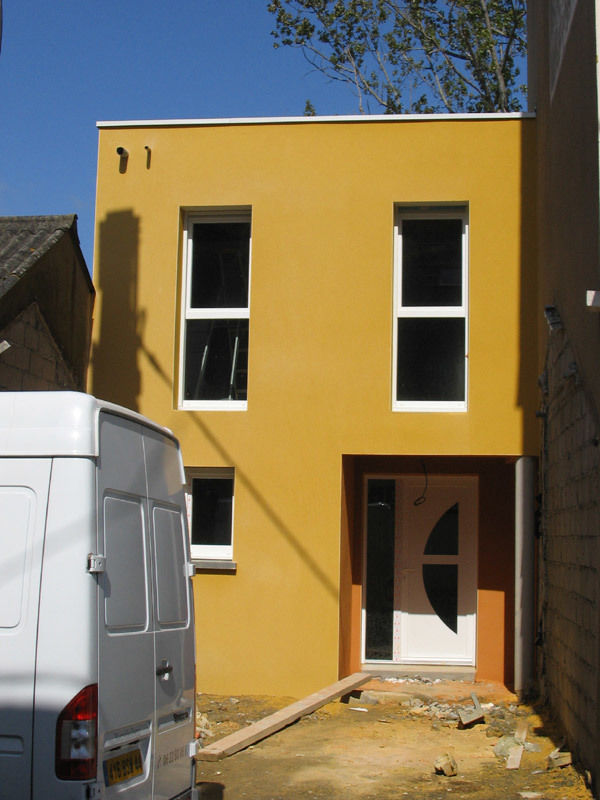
0, 302, 77, 390
540, 317, 600, 785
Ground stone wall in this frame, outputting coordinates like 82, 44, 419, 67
540, 316, 600, 784
0, 302, 78, 391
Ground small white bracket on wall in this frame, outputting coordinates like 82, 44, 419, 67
0, 340, 11, 355
586, 290, 600, 310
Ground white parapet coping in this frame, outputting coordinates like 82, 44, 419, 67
97, 112, 535, 129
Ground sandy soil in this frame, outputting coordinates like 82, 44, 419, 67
194, 680, 594, 800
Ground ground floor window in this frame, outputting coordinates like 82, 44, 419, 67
185, 468, 234, 561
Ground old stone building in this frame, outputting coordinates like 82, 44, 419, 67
0, 215, 94, 391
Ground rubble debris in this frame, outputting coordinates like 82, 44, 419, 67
494, 735, 521, 758
434, 753, 458, 776
547, 746, 572, 770
196, 712, 215, 740
347, 691, 379, 707
458, 693, 485, 728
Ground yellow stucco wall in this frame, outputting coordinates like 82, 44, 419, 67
91, 117, 537, 696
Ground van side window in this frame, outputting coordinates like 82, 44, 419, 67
104, 495, 148, 631
0, 488, 34, 629
152, 505, 188, 627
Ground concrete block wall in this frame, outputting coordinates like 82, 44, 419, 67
541, 321, 600, 783
0, 302, 78, 391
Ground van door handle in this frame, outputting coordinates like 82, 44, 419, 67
156, 660, 173, 679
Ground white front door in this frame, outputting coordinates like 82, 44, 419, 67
364, 475, 478, 666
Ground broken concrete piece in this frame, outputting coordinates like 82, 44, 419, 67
347, 693, 377, 708
547, 749, 572, 769
196, 712, 215, 740
458, 693, 485, 728
434, 753, 458, 777
494, 735, 520, 758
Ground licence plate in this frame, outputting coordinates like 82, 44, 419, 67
103, 748, 143, 786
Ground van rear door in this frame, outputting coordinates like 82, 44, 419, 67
0, 459, 51, 800
97, 412, 194, 799
144, 428, 195, 799
97, 414, 156, 798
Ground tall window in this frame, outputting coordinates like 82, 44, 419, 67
393, 207, 468, 411
180, 211, 251, 410
185, 469, 234, 561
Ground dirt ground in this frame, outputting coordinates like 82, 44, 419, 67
194, 678, 595, 800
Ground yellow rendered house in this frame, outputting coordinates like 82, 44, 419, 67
91, 114, 537, 697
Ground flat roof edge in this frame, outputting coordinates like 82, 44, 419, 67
97, 112, 535, 129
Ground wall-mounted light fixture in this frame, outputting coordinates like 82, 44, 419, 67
116, 146, 129, 173
145, 145, 151, 169
0, 340, 11, 356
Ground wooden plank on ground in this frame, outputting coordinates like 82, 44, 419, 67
506, 744, 524, 770
196, 672, 370, 761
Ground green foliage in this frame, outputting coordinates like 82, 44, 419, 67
268, 0, 527, 113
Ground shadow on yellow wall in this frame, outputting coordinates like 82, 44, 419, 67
92, 213, 337, 600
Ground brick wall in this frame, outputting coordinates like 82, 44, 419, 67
0, 302, 78, 390
540, 319, 600, 782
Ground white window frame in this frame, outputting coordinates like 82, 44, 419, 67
392, 206, 469, 412
185, 468, 235, 562
179, 210, 251, 411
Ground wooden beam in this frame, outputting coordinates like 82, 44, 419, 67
196, 672, 370, 761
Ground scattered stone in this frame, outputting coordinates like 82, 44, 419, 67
196, 712, 215, 740
519, 793, 542, 799
434, 753, 458, 777
348, 692, 379, 707
494, 735, 521, 758
524, 741, 541, 753
547, 748, 572, 769
458, 694, 485, 728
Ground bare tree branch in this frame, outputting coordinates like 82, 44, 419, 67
268, 0, 527, 113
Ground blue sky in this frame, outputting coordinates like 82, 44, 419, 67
0, 1, 357, 269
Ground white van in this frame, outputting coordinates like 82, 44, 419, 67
0, 392, 197, 800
